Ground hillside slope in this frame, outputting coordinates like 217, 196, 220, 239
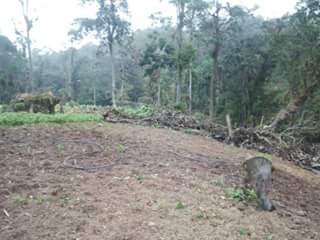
0, 123, 319, 240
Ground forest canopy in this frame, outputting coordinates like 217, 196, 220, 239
1, 0, 320, 130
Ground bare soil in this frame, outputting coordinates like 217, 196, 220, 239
0, 123, 320, 240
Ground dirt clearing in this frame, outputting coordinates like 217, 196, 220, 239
1, 123, 320, 240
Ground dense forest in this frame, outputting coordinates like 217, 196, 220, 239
1, 0, 320, 130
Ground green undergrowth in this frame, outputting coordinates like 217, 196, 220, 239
118, 105, 154, 118
0, 112, 103, 126
225, 187, 257, 203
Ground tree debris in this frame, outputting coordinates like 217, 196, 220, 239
103, 108, 320, 173
3, 209, 9, 217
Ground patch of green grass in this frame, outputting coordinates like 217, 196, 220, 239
175, 201, 186, 210
225, 187, 257, 203
13, 195, 29, 205
59, 102, 104, 114
183, 128, 195, 135
194, 210, 209, 220
13, 195, 52, 205
136, 175, 144, 183
59, 195, 71, 207
266, 235, 274, 240
117, 144, 127, 153
239, 228, 251, 237
34, 196, 52, 205
0, 112, 103, 126
211, 176, 225, 188
256, 153, 273, 161
57, 144, 65, 152
0, 104, 12, 113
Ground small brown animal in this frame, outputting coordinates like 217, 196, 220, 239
243, 157, 275, 211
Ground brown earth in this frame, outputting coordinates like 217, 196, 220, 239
0, 123, 320, 240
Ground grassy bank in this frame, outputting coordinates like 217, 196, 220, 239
0, 112, 103, 126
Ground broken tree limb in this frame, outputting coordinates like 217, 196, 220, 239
268, 81, 320, 131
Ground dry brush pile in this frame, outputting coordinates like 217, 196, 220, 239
103, 107, 320, 174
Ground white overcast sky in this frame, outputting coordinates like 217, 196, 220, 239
0, 0, 297, 50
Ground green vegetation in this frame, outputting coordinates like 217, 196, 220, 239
239, 228, 251, 237
13, 195, 29, 205
211, 176, 225, 188
117, 144, 127, 153
60, 102, 105, 114
118, 105, 154, 118
194, 210, 209, 220
13, 195, 52, 205
0, 104, 11, 113
57, 144, 65, 153
266, 235, 274, 240
176, 201, 186, 210
182, 128, 196, 135
136, 175, 144, 183
1, 0, 320, 131
59, 195, 71, 207
11, 92, 59, 114
225, 188, 257, 203
0, 112, 103, 126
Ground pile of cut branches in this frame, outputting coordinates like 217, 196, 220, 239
103, 107, 199, 128
102, 107, 320, 173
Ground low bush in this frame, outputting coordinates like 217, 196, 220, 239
225, 187, 257, 202
118, 105, 154, 118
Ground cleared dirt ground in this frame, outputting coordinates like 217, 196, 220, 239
0, 123, 320, 240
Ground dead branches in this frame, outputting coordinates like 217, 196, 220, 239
102, 108, 320, 173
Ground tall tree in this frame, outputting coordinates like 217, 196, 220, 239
168, 0, 189, 105
0, 35, 25, 102
185, 0, 208, 114
71, 0, 130, 107
15, 0, 35, 92
63, 47, 76, 100
206, 0, 225, 120
268, 0, 320, 130
140, 33, 175, 106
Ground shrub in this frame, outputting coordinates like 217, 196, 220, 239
176, 201, 186, 209
119, 105, 154, 118
225, 187, 257, 202
173, 103, 187, 112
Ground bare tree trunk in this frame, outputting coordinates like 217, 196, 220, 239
157, 69, 161, 107
26, 34, 33, 92
176, 67, 182, 105
109, 43, 117, 107
209, 63, 217, 120
209, 1, 222, 121
119, 60, 124, 102
120, 78, 124, 102
188, 9, 195, 115
19, 0, 33, 92
188, 62, 192, 114
269, 81, 320, 131
68, 49, 75, 99
93, 86, 96, 106
63, 48, 75, 100
175, 1, 185, 105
